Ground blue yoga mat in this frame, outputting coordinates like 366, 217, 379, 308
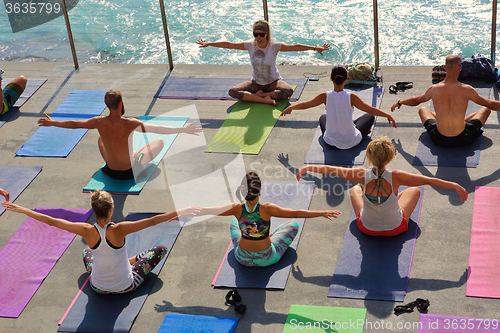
15, 90, 107, 157
412, 87, 491, 168
58, 213, 184, 333
83, 116, 188, 195
157, 313, 239, 333
155, 76, 307, 102
0, 165, 42, 216
328, 186, 424, 302
304, 86, 384, 165
212, 181, 315, 289
0, 79, 47, 127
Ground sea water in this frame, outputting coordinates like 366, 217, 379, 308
0, 0, 495, 66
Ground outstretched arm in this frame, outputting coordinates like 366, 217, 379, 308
2, 202, 95, 238
197, 203, 240, 217
263, 202, 340, 220
137, 121, 202, 135
297, 165, 365, 184
391, 86, 433, 112
113, 206, 202, 238
0, 188, 9, 202
351, 94, 397, 128
280, 43, 330, 56
281, 92, 326, 117
38, 113, 100, 129
467, 86, 500, 111
196, 39, 246, 50
393, 170, 468, 201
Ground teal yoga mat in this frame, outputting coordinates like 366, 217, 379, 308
58, 213, 184, 333
304, 86, 384, 165
15, 90, 107, 157
83, 116, 188, 195
157, 313, 239, 333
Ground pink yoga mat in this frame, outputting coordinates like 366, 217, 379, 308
466, 186, 500, 299
419, 314, 500, 332
0, 207, 92, 318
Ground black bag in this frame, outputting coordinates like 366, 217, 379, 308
458, 55, 496, 81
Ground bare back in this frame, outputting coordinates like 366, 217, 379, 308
428, 81, 475, 136
95, 115, 143, 171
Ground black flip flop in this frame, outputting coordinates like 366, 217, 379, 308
395, 82, 413, 91
225, 289, 246, 315
394, 298, 430, 315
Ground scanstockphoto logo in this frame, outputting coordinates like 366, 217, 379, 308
134, 104, 248, 226
4, 0, 79, 33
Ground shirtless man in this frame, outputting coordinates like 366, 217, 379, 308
391, 54, 500, 147
38, 89, 202, 180
1, 69, 28, 115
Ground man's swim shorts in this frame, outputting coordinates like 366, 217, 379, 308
423, 118, 483, 147
2, 82, 24, 115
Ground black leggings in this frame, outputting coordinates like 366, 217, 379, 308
83, 245, 168, 294
319, 113, 375, 138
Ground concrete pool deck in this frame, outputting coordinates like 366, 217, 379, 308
1, 62, 500, 333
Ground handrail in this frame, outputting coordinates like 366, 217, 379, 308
61, 0, 78, 69
373, 0, 380, 69
159, 0, 174, 70
492, 0, 497, 64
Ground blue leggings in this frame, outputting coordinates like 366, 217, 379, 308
230, 217, 299, 267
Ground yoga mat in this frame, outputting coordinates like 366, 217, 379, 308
157, 313, 239, 333
58, 212, 184, 333
283, 305, 366, 333
16, 90, 107, 157
0, 207, 92, 318
0, 78, 47, 127
466, 186, 500, 298
304, 86, 384, 165
328, 186, 424, 301
419, 313, 500, 332
0, 165, 42, 216
83, 116, 188, 195
212, 181, 315, 289
155, 76, 307, 102
412, 87, 491, 168
205, 96, 291, 155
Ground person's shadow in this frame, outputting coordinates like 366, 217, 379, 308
393, 138, 500, 205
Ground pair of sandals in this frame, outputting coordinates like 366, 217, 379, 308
225, 289, 246, 314
394, 298, 430, 314
389, 81, 413, 94
432, 65, 446, 81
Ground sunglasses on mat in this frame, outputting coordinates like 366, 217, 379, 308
253, 32, 266, 38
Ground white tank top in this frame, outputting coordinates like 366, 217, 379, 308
323, 90, 362, 149
360, 169, 403, 231
90, 222, 134, 292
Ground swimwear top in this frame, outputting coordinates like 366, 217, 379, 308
360, 169, 403, 231
364, 169, 391, 204
238, 202, 270, 240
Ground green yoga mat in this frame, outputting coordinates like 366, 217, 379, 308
205, 87, 295, 154
283, 305, 366, 332
83, 116, 188, 195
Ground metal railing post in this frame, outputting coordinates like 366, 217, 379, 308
159, 0, 174, 70
61, 0, 78, 69
373, 0, 380, 69
263, 0, 269, 22
492, 0, 497, 65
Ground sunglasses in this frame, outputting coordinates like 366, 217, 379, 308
253, 32, 266, 38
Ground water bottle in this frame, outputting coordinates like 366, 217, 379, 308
376, 67, 383, 86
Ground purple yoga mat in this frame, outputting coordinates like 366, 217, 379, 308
0, 207, 92, 318
419, 314, 500, 332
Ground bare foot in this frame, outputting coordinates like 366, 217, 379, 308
255, 90, 265, 97
263, 95, 277, 106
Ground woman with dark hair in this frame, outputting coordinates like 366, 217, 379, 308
2, 190, 199, 294
281, 66, 397, 149
197, 172, 340, 267
197, 20, 330, 105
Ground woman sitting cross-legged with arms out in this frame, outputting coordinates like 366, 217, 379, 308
197, 20, 329, 106
281, 66, 396, 149
197, 172, 340, 266
296, 137, 468, 236
2, 190, 199, 294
